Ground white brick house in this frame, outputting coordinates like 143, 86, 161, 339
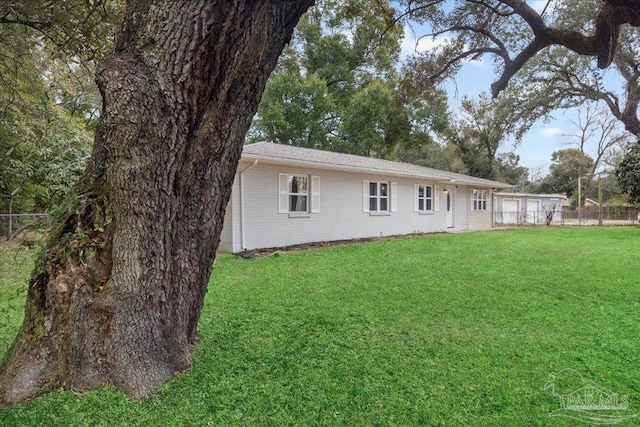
219, 142, 511, 252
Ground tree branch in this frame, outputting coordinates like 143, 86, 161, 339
466, 0, 515, 17
491, 38, 549, 96
432, 47, 505, 82
427, 25, 510, 57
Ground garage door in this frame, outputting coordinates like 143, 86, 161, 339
502, 200, 519, 224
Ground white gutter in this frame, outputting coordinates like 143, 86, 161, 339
239, 159, 259, 251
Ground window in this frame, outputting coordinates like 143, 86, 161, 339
279, 174, 320, 214
415, 185, 433, 212
363, 180, 396, 213
472, 189, 488, 210
369, 181, 388, 212
288, 175, 308, 212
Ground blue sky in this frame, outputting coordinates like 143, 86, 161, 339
397, 0, 628, 178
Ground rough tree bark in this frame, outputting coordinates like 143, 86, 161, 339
0, 0, 314, 406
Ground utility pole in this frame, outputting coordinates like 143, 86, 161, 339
598, 177, 603, 226
578, 176, 582, 226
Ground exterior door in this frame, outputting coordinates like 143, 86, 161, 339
446, 188, 454, 228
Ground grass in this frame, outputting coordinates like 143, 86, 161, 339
1, 227, 640, 426
0, 242, 33, 359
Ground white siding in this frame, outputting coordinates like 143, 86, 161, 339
468, 188, 493, 230
218, 178, 241, 252
233, 164, 445, 251
220, 161, 495, 252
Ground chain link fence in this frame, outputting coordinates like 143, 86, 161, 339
0, 214, 47, 240
494, 210, 560, 225
495, 208, 640, 226
560, 208, 640, 226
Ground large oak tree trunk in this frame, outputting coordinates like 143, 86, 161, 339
0, 0, 314, 406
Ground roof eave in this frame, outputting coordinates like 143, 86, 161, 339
241, 153, 512, 188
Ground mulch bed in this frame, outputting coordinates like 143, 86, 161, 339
233, 232, 446, 258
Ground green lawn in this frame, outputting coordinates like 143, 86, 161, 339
0, 243, 33, 362
1, 227, 640, 426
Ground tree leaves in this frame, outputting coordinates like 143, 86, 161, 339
545, 148, 594, 199
398, 0, 640, 109
0, 0, 122, 63
249, 0, 448, 159
616, 142, 640, 205
0, 13, 94, 214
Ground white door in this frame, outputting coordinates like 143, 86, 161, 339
527, 200, 540, 223
503, 199, 519, 224
446, 188, 454, 228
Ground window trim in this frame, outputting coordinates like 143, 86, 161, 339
370, 181, 389, 212
288, 175, 309, 213
414, 184, 434, 213
472, 189, 488, 211
363, 180, 397, 213
278, 173, 320, 214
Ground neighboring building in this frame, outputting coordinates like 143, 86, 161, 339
494, 192, 565, 225
584, 198, 600, 208
220, 142, 511, 252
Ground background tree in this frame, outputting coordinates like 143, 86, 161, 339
616, 142, 640, 205
557, 104, 631, 201
0, 0, 119, 132
0, 0, 314, 407
0, 1, 117, 217
445, 93, 531, 180
494, 152, 528, 191
0, 24, 93, 215
561, 105, 631, 172
248, 70, 335, 149
340, 79, 412, 157
511, 0, 640, 136
398, 0, 640, 98
397, 0, 640, 201
249, 0, 449, 159
542, 148, 594, 204
585, 173, 625, 206
395, 141, 464, 172
0, 1, 120, 61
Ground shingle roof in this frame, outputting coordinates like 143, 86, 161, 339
242, 142, 513, 188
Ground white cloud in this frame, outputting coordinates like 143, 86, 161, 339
400, 25, 489, 69
400, 25, 450, 58
527, 0, 562, 15
464, 54, 489, 69
528, 0, 548, 14
540, 127, 564, 137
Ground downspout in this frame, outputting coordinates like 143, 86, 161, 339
239, 159, 258, 251
492, 191, 496, 227
492, 188, 496, 228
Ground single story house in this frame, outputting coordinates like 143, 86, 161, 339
219, 142, 511, 253
494, 192, 565, 224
